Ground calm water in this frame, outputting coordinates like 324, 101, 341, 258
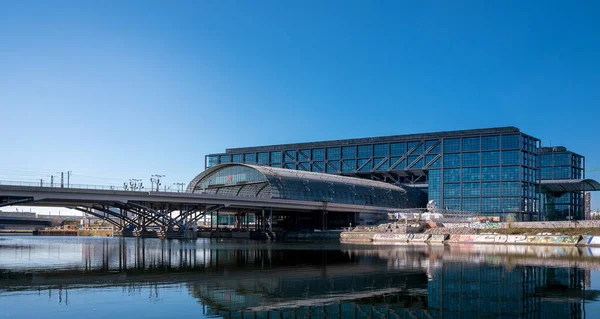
2, 237, 600, 318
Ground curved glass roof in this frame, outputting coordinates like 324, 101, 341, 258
540, 179, 600, 194
187, 164, 421, 208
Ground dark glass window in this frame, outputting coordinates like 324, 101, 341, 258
284, 151, 296, 162
312, 161, 324, 172
410, 158, 424, 168
554, 153, 570, 166
482, 166, 500, 181
270, 152, 281, 163
407, 156, 420, 166
232, 154, 243, 163
501, 166, 519, 180
270, 163, 281, 168
373, 144, 388, 157
462, 198, 480, 211
312, 148, 325, 161
298, 149, 310, 161
342, 146, 356, 159
444, 183, 460, 197
427, 157, 441, 168
462, 167, 480, 181
444, 154, 460, 167
444, 198, 461, 210
502, 182, 520, 196
462, 183, 480, 196
326, 161, 339, 173
501, 135, 520, 149
482, 182, 500, 196
257, 152, 269, 164
326, 147, 340, 160
390, 143, 406, 156
462, 153, 480, 166
462, 137, 480, 151
541, 167, 552, 179
284, 163, 296, 170
501, 150, 520, 165
425, 140, 439, 152
374, 158, 388, 170
481, 197, 501, 212
444, 139, 460, 152
444, 168, 460, 182
207, 155, 218, 167
358, 159, 372, 172
481, 136, 500, 150
541, 154, 552, 166
554, 166, 570, 179
341, 160, 355, 172
425, 155, 438, 167
244, 153, 256, 164
357, 145, 372, 158
482, 151, 500, 165
297, 162, 309, 171
390, 157, 403, 169
219, 155, 231, 164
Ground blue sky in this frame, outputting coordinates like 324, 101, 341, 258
0, 1, 599, 211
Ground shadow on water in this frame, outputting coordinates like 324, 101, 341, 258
1, 237, 600, 318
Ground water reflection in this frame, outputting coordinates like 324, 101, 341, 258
0, 237, 599, 318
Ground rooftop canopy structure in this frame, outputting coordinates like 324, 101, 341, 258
540, 179, 600, 195
187, 164, 424, 209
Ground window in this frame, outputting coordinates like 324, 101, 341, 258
481, 136, 500, 150
357, 145, 372, 158
481, 198, 501, 212
342, 146, 356, 159
444, 183, 460, 197
219, 155, 231, 164
284, 151, 296, 162
444, 168, 460, 182
232, 154, 243, 163
462, 198, 480, 211
502, 182, 520, 196
482, 182, 500, 196
244, 153, 256, 164
312, 161, 324, 172
408, 141, 423, 154
390, 143, 406, 156
554, 166, 570, 179
462, 167, 480, 181
407, 156, 420, 166
554, 153, 570, 166
374, 158, 388, 170
257, 152, 269, 164
373, 144, 388, 157
482, 166, 500, 181
425, 155, 439, 168
443, 198, 460, 210
298, 149, 310, 161
462, 153, 480, 166
207, 155, 218, 167
541, 167, 552, 179
501, 166, 519, 180
444, 154, 460, 167
462, 183, 480, 196
425, 140, 440, 152
462, 137, 480, 151
326, 148, 340, 160
326, 161, 339, 173
541, 154, 552, 166
312, 148, 325, 161
482, 151, 500, 165
358, 159, 372, 171
342, 160, 355, 172
501, 150, 519, 165
444, 139, 460, 152
270, 152, 281, 163
409, 158, 424, 168
501, 135, 520, 149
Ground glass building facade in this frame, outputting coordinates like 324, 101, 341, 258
539, 146, 586, 220
206, 127, 591, 221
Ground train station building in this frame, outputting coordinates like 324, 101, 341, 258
206, 127, 599, 221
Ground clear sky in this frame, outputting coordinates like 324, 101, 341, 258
0, 1, 599, 213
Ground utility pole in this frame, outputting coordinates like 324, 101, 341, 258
129, 179, 142, 191
67, 171, 71, 188
60, 172, 64, 188
50, 175, 54, 187
150, 174, 165, 192
173, 182, 186, 192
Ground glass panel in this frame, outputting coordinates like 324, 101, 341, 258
501, 166, 519, 180
390, 157, 404, 169
198, 165, 267, 188
312, 148, 325, 161
444, 154, 460, 167
326, 161, 339, 173
462, 137, 480, 151
341, 160, 355, 172
326, 147, 340, 160
244, 153, 256, 164
232, 154, 243, 163
425, 140, 439, 152
284, 151, 296, 162
409, 158, 424, 168
554, 153, 570, 165
219, 155, 231, 164
342, 146, 356, 159
444, 183, 460, 197
297, 162, 308, 171
541, 154, 552, 166
270, 152, 281, 163
482, 182, 500, 196
462, 183, 480, 196
443, 198, 460, 210
407, 156, 419, 166
481, 151, 500, 165
207, 155, 218, 167
376, 158, 389, 170
462, 198, 480, 211
462, 153, 480, 166
427, 157, 441, 168
482, 166, 500, 181
390, 143, 406, 156
298, 149, 310, 161
373, 144, 388, 157
444, 168, 460, 182
501, 150, 520, 165
357, 145, 372, 158
257, 152, 269, 164
312, 161, 324, 172
481, 136, 500, 150
443, 138, 460, 152
462, 167, 480, 181
284, 163, 296, 169
358, 159, 372, 172
501, 135, 520, 149
502, 182, 520, 196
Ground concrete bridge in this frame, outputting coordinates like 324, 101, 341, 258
0, 185, 397, 238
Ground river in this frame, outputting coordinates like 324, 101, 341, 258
1, 236, 600, 318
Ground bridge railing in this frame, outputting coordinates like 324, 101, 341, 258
0, 180, 130, 191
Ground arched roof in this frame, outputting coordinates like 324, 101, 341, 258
540, 179, 600, 194
187, 164, 422, 209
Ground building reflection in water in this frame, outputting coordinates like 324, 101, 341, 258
1, 238, 597, 319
